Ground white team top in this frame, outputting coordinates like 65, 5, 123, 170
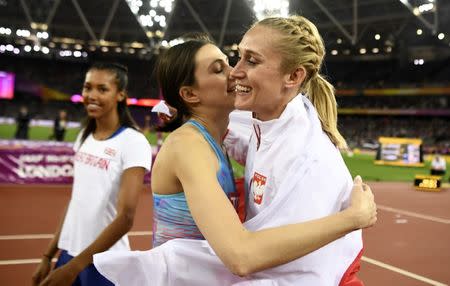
431, 156, 446, 171
243, 96, 311, 218
94, 96, 362, 285
58, 127, 152, 256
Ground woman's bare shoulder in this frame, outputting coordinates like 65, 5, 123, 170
163, 125, 206, 152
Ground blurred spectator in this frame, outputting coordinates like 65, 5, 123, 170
51, 109, 68, 141
430, 154, 447, 176
142, 115, 152, 136
14, 106, 31, 139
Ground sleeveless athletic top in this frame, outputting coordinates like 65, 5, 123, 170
152, 120, 239, 247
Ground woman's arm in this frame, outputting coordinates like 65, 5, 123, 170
32, 204, 69, 286
174, 135, 376, 277
39, 167, 145, 286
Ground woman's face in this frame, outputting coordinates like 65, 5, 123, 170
191, 44, 236, 112
231, 25, 289, 121
82, 69, 123, 120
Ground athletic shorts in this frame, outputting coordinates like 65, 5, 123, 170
55, 250, 113, 286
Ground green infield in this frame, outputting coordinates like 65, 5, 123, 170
1, 124, 448, 183
342, 153, 449, 183
0, 124, 160, 145
230, 153, 449, 183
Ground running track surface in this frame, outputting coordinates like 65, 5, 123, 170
0, 182, 449, 286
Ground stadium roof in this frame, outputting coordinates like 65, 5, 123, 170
0, 0, 449, 61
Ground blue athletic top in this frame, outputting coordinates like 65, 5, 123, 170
152, 120, 238, 247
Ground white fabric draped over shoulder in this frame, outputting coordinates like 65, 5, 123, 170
94, 96, 362, 286
223, 110, 253, 165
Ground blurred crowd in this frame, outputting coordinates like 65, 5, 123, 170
336, 95, 449, 110
0, 54, 448, 153
0, 55, 156, 100
340, 116, 450, 154
326, 59, 450, 89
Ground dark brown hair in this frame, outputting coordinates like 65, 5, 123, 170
155, 37, 213, 132
81, 62, 138, 144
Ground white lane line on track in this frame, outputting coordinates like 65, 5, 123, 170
0, 258, 57, 265
0, 231, 153, 265
377, 204, 450, 224
0, 184, 71, 189
362, 256, 448, 286
0, 231, 153, 240
0, 234, 53, 240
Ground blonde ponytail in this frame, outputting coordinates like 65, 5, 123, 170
306, 74, 347, 149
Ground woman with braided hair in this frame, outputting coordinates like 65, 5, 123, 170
226, 15, 366, 285
229, 14, 349, 226
94, 16, 375, 285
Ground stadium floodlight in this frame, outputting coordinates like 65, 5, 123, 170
250, 0, 289, 20
418, 3, 434, 13
160, 40, 169, 47
36, 31, 49, 39
130, 42, 145, 48
16, 29, 31, 38
413, 58, 425, 65
125, 0, 174, 41
398, 0, 438, 35
64, 50, 73, 57
0, 27, 12, 35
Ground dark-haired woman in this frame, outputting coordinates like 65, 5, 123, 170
32, 63, 152, 286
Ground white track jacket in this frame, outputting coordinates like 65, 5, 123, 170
94, 95, 362, 286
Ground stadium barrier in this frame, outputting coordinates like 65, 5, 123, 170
0, 140, 152, 184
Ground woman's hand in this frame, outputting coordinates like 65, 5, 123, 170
38, 263, 79, 286
31, 257, 52, 286
155, 102, 178, 123
347, 175, 377, 229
